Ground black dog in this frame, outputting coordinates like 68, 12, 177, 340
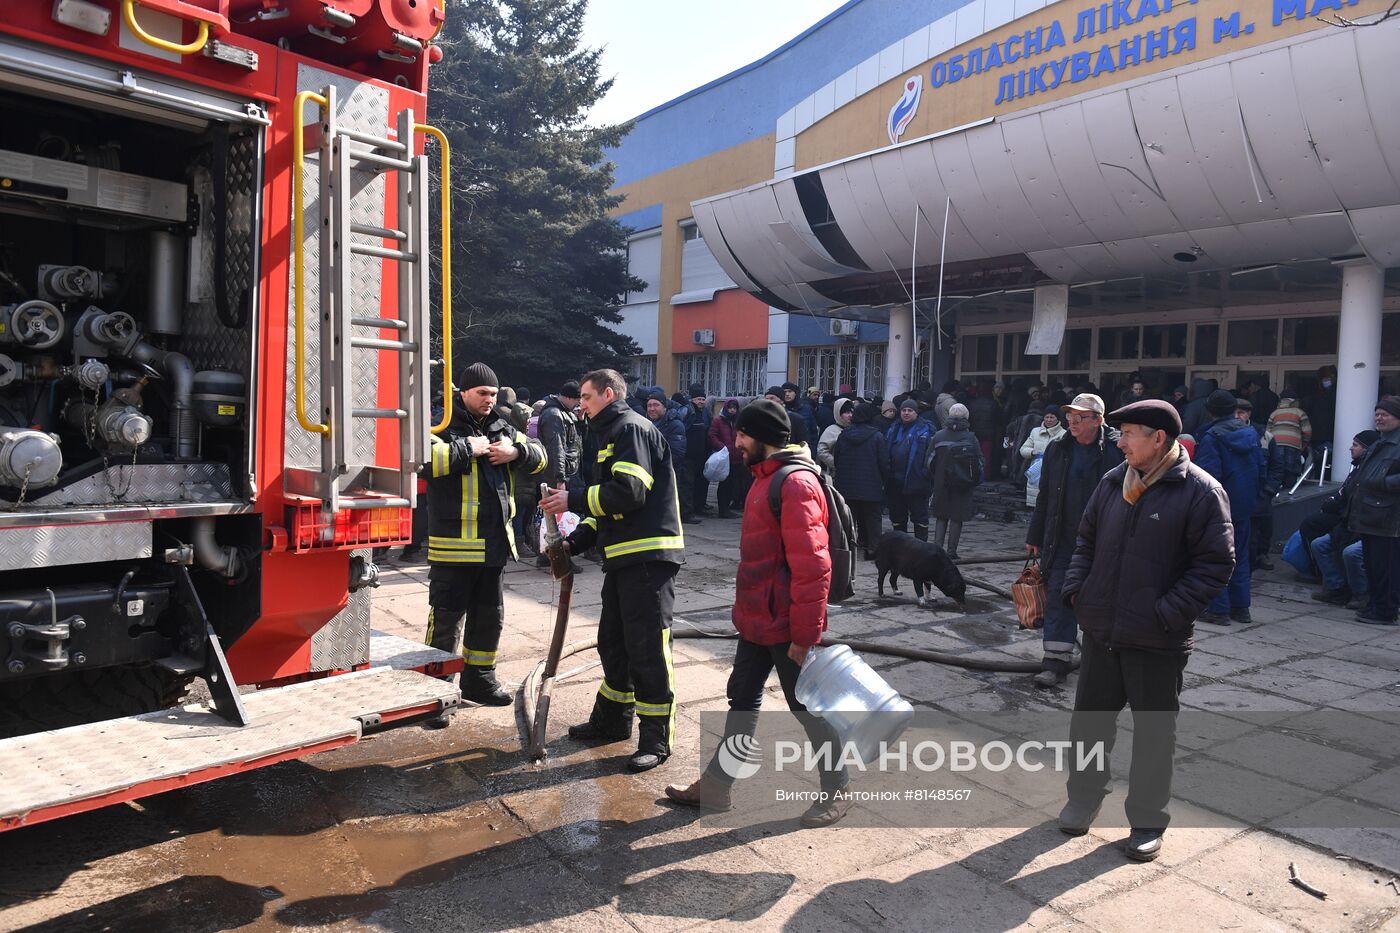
874, 531, 967, 607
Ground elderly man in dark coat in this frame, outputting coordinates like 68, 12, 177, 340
1058, 399, 1234, 864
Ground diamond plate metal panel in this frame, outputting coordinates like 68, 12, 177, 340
183, 130, 257, 374
0, 667, 458, 824
309, 548, 372, 670
285, 65, 390, 473
0, 521, 151, 571
15, 463, 233, 507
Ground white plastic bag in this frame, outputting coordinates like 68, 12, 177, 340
703, 448, 731, 483
539, 510, 581, 553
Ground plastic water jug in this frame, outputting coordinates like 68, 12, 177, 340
795, 644, 914, 765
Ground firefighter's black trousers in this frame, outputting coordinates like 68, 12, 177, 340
589, 560, 678, 755
426, 564, 505, 673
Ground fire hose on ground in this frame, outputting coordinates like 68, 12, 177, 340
519, 551, 1071, 761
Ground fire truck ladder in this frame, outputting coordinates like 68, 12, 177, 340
290, 85, 450, 514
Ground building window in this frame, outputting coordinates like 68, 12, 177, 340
1142, 324, 1187, 359
1281, 316, 1338, 356
862, 344, 885, 398
682, 222, 702, 241
674, 350, 767, 398
629, 355, 656, 389
960, 335, 998, 372
1002, 332, 1036, 372
1194, 324, 1219, 364
1058, 329, 1092, 370
1098, 326, 1140, 360
1226, 319, 1278, 357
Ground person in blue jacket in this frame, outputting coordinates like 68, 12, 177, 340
1193, 389, 1267, 624
885, 398, 935, 540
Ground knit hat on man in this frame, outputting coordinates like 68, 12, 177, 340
734, 399, 791, 447
781, 382, 800, 395
1356, 429, 1381, 448
947, 403, 970, 421
1206, 388, 1238, 416
899, 398, 919, 412
460, 361, 498, 391
559, 381, 580, 399
688, 383, 706, 399
765, 385, 785, 400
1377, 396, 1400, 421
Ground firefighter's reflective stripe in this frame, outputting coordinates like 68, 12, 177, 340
517, 431, 548, 475
634, 630, 676, 745
580, 517, 598, 531
587, 484, 605, 517
464, 649, 497, 667
598, 681, 635, 704
597, 443, 615, 463
428, 535, 486, 563
610, 461, 653, 490
602, 535, 685, 559
431, 439, 451, 477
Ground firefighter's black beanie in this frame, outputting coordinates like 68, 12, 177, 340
735, 399, 791, 448
461, 362, 498, 391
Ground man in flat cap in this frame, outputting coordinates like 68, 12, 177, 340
425, 362, 548, 711
1057, 399, 1234, 863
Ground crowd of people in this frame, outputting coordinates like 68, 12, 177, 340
401, 357, 1395, 864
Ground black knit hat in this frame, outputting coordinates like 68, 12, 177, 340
460, 361, 498, 391
1356, 429, 1381, 448
781, 381, 800, 394
1377, 396, 1400, 421
559, 381, 580, 399
1206, 388, 1238, 416
1107, 399, 1182, 438
735, 399, 791, 447
765, 385, 785, 399
688, 383, 706, 399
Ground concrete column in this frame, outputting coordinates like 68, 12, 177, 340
1332, 260, 1385, 482
885, 304, 914, 400
766, 308, 790, 388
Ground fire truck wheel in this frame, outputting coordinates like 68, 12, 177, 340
0, 666, 193, 739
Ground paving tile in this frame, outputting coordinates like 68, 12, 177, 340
1204, 730, 1380, 793
1268, 797, 1400, 875
1279, 657, 1400, 689
1176, 830, 1400, 933
1072, 873, 1289, 932
1172, 755, 1324, 825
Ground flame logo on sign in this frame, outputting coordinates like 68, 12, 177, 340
888, 74, 922, 146
716, 733, 763, 780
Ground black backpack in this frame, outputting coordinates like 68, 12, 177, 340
943, 442, 982, 489
767, 463, 856, 603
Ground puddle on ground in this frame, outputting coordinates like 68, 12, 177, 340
945, 617, 1014, 647
338, 808, 531, 888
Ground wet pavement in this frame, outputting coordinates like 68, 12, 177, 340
3, 508, 1400, 932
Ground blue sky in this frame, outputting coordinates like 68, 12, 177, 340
582, 0, 850, 126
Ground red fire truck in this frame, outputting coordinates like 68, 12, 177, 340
0, 0, 462, 830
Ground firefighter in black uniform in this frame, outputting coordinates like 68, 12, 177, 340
541, 368, 683, 772
425, 362, 547, 710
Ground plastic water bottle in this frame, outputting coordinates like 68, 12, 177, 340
795, 644, 914, 765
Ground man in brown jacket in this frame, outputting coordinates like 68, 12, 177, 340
1058, 399, 1234, 863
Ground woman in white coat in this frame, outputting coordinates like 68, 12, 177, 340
817, 397, 855, 477
1018, 405, 1065, 507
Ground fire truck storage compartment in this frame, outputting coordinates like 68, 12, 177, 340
0, 83, 259, 510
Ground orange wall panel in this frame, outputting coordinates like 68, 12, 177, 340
671, 289, 769, 353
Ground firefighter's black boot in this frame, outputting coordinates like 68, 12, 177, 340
461, 668, 512, 706
629, 714, 671, 772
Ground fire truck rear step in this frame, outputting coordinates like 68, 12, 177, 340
0, 643, 463, 831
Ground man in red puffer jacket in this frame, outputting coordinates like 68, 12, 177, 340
665, 399, 851, 827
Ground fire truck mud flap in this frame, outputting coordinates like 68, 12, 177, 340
0, 666, 459, 832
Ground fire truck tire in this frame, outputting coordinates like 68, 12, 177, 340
0, 666, 193, 739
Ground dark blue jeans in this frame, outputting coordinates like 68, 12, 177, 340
1043, 553, 1078, 671
706, 638, 847, 792
1208, 516, 1251, 613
